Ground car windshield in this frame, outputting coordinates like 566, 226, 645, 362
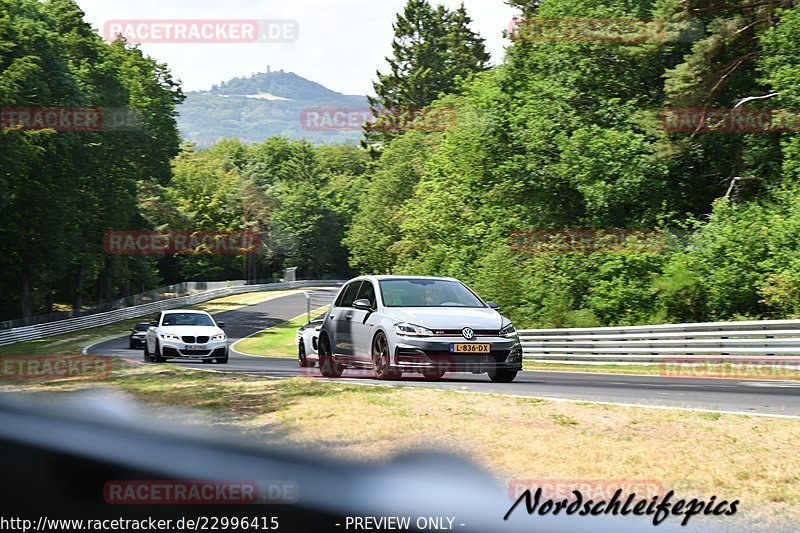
379, 279, 485, 308
133, 324, 149, 331
161, 313, 215, 326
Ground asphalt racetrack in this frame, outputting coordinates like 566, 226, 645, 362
86, 290, 800, 417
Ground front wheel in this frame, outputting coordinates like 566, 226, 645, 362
143, 341, 152, 362
151, 341, 165, 363
488, 368, 518, 383
372, 333, 400, 380
299, 341, 310, 368
318, 334, 343, 378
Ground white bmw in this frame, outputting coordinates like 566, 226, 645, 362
145, 310, 228, 364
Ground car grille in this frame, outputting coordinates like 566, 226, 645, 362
179, 336, 210, 344
396, 348, 510, 365
181, 349, 211, 356
431, 329, 500, 337
427, 350, 510, 364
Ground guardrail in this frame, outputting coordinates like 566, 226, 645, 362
0, 281, 343, 348
519, 319, 800, 363
0, 280, 289, 330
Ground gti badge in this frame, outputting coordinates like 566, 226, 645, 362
462, 327, 475, 340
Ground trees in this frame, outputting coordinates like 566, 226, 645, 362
0, 0, 182, 320
366, 0, 489, 143
6, 0, 800, 326
344, 132, 439, 274
140, 139, 366, 284
348, 0, 800, 326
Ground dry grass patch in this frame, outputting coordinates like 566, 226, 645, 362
272, 382, 800, 524
1, 365, 797, 526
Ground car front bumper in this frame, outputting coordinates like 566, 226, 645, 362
159, 340, 228, 360
392, 336, 523, 373
130, 336, 146, 346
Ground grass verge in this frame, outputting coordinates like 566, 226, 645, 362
524, 361, 800, 380
233, 307, 328, 358
0, 364, 797, 526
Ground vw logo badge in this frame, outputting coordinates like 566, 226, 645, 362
462, 328, 475, 340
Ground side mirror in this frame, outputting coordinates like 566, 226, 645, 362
217, 321, 226, 329
486, 302, 500, 310
149, 321, 158, 327
352, 299, 374, 311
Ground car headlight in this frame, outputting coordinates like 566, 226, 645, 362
393, 322, 434, 337
211, 334, 226, 341
499, 323, 518, 338
160, 334, 181, 341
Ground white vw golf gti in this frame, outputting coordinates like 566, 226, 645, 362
317, 276, 522, 382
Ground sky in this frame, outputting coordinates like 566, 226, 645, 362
75, 0, 518, 96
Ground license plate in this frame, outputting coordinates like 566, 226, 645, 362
184, 344, 203, 351
450, 344, 491, 353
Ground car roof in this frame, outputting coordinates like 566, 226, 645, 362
162, 309, 209, 314
363, 275, 459, 282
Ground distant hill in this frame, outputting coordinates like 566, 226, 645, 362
177, 69, 369, 147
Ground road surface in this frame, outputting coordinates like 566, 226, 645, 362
85, 291, 800, 417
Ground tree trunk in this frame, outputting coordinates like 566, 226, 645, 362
73, 261, 84, 313
20, 262, 33, 318
103, 256, 114, 303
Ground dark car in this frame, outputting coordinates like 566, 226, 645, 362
129, 322, 150, 349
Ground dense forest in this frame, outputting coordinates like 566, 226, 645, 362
3, 0, 800, 328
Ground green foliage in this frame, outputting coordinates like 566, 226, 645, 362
347, 0, 800, 327
0, 2, 364, 320
344, 132, 439, 274
7, 0, 800, 329
367, 0, 490, 143
0, 0, 182, 319
143, 139, 367, 282
661, 190, 800, 320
